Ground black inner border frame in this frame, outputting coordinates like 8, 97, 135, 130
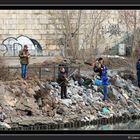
0, 4, 140, 138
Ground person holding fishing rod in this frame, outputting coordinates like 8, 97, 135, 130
57, 66, 69, 99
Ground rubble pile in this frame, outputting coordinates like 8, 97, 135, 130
0, 69, 140, 129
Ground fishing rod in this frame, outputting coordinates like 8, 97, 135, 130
58, 69, 78, 85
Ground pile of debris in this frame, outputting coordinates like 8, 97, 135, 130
0, 68, 140, 129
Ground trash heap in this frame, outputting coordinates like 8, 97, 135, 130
0, 68, 140, 129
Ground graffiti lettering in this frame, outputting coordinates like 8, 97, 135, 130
0, 35, 43, 56
101, 23, 124, 37
106, 24, 121, 37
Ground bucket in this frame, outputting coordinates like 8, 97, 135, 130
95, 79, 102, 86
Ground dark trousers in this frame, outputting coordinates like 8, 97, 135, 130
137, 72, 140, 88
60, 85, 67, 98
103, 85, 108, 101
138, 81, 140, 88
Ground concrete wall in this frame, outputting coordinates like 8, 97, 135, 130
0, 10, 61, 56
0, 10, 136, 57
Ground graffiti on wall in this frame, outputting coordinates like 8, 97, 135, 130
106, 24, 121, 37
0, 35, 43, 56
101, 22, 124, 37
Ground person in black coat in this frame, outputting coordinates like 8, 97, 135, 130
136, 58, 140, 88
58, 67, 68, 99
58, 59, 69, 77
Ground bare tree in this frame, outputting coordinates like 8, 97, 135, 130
118, 10, 140, 71
48, 10, 83, 59
79, 10, 110, 60
48, 10, 110, 61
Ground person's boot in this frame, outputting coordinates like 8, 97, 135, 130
65, 94, 70, 99
64, 95, 68, 99
64, 93, 68, 99
61, 93, 64, 99
138, 83, 140, 88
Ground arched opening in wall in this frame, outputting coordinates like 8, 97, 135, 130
1, 35, 43, 56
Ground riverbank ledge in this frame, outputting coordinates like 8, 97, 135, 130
0, 69, 140, 130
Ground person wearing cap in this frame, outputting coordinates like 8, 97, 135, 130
19, 45, 30, 79
136, 58, 140, 88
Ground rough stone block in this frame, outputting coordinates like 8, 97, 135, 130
39, 19, 49, 24
9, 30, 19, 35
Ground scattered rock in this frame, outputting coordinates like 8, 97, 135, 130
0, 122, 11, 129
61, 99, 72, 107
0, 66, 139, 128
56, 107, 65, 115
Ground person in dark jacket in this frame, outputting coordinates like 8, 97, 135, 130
58, 59, 69, 77
58, 67, 68, 99
19, 45, 30, 79
84, 57, 104, 79
95, 57, 104, 78
136, 58, 140, 88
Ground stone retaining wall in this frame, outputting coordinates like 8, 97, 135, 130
0, 10, 60, 52
2, 113, 140, 130
0, 10, 112, 56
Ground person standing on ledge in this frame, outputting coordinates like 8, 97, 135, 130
19, 45, 30, 80
101, 65, 109, 101
57, 67, 68, 99
136, 58, 140, 88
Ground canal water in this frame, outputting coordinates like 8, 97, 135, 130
63, 119, 140, 130
80, 120, 140, 130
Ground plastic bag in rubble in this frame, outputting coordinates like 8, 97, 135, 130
95, 79, 102, 86
115, 75, 125, 88
110, 87, 122, 100
102, 107, 110, 114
